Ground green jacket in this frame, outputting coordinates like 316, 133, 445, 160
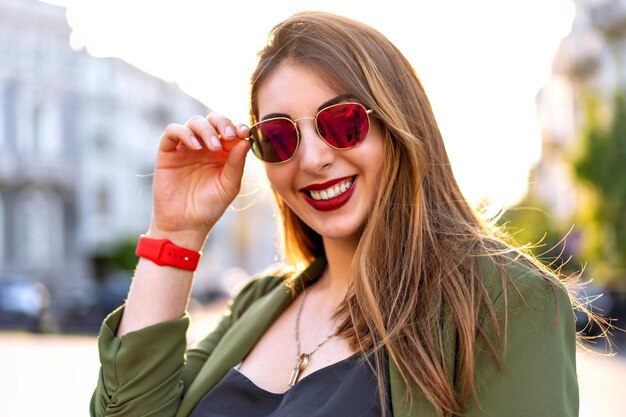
90, 256, 578, 416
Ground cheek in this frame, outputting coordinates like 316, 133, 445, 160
265, 166, 291, 199
363, 128, 386, 179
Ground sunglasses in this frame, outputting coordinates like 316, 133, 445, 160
246, 102, 373, 164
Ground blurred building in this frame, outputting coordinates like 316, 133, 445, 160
0, 0, 277, 312
535, 0, 626, 223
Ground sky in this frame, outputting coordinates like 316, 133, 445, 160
44, 0, 576, 211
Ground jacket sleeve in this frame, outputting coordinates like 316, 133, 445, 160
89, 274, 284, 417
465, 261, 579, 417
89, 307, 190, 417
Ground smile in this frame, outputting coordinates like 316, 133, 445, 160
309, 177, 353, 200
301, 176, 357, 211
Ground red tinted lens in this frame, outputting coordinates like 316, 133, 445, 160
316, 103, 369, 149
248, 118, 298, 163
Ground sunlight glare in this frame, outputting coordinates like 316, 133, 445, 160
42, 0, 575, 209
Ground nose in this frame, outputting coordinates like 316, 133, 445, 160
296, 120, 335, 175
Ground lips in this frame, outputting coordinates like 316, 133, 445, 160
301, 175, 354, 191
300, 176, 357, 211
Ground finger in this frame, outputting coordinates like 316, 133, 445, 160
221, 124, 250, 152
185, 115, 222, 151
220, 140, 251, 190
237, 124, 250, 139
159, 123, 203, 152
207, 112, 238, 142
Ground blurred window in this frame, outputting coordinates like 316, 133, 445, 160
0, 84, 4, 148
94, 132, 111, 152
33, 101, 63, 161
0, 194, 4, 266
32, 104, 41, 155
97, 185, 110, 214
62, 94, 76, 161
3, 82, 17, 156
14, 189, 64, 267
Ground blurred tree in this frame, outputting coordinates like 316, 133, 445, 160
91, 237, 138, 282
574, 90, 626, 275
109, 237, 140, 271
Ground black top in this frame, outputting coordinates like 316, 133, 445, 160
189, 352, 392, 417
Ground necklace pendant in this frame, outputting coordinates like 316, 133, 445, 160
288, 353, 309, 387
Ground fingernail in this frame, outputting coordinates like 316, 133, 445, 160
210, 135, 221, 149
190, 136, 203, 149
225, 126, 236, 138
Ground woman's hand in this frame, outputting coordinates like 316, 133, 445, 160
148, 113, 251, 249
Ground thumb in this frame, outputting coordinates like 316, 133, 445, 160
220, 140, 251, 191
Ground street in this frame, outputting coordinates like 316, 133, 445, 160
1, 303, 625, 417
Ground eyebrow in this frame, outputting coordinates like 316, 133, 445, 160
317, 94, 356, 111
260, 93, 357, 121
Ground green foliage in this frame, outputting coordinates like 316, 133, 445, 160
108, 237, 140, 271
574, 90, 626, 270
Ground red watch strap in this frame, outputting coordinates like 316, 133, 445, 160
135, 235, 201, 271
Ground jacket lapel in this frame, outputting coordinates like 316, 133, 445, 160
176, 258, 326, 417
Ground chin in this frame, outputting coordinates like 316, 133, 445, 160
309, 221, 364, 242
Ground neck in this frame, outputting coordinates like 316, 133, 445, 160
316, 236, 358, 298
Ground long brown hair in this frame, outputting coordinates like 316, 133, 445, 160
250, 11, 589, 416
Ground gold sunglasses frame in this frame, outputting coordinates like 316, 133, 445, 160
245, 102, 374, 164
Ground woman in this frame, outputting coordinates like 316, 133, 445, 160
91, 12, 579, 417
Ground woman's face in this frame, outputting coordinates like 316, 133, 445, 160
258, 62, 384, 244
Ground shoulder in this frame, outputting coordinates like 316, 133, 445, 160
477, 252, 573, 317
473, 252, 578, 355
226, 265, 291, 318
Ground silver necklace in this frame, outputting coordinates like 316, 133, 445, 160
288, 288, 336, 386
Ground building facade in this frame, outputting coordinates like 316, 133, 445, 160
0, 0, 278, 311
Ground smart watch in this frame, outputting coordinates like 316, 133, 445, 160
135, 235, 202, 271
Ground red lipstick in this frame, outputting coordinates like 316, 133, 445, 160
301, 175, 353, 191
301, 176, 357, 211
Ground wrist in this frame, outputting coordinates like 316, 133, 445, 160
145, 227, 208, 253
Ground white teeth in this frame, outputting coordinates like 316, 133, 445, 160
308, 178, 354, 201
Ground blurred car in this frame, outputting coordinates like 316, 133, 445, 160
57, 272, 131, 334
0, 275, 51, 332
